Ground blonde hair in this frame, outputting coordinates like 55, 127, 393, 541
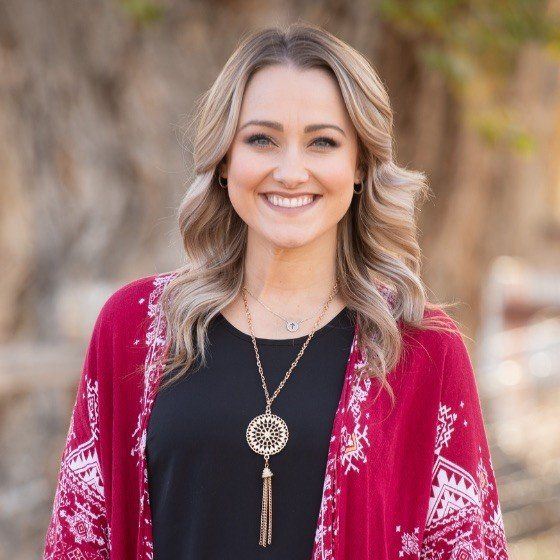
158, 22, 459, 405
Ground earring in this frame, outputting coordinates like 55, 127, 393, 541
218, 175, 228, 188
353, 180, 364, 194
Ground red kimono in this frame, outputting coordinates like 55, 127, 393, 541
42, 272, 509, 559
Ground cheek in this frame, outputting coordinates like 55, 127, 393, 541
227, 145, 268, 191
318, 149, 357, 185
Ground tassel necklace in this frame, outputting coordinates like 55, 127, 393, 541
241, 280, 339, 546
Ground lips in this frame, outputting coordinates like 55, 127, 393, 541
259, 193, 321, 213
266, 193, 314, 207
261, 192, 322, 200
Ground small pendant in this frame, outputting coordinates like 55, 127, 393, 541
286, 320, 299, 332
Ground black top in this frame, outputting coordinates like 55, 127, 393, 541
146, 306, 356, 559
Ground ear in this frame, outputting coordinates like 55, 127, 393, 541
219, 158, 228, 179
354, 166, 364, 184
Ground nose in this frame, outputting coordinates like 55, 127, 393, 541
272, 148, 310, 187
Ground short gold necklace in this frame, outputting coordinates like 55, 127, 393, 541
242, 281, 339, 547
243, 285, 325, 332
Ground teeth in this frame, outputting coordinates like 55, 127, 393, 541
266, 194, 315, 208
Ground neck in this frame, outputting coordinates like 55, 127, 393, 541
242, 228, 341, 316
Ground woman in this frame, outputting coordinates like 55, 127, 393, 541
43, 22, 509, 559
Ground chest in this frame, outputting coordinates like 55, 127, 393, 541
146, 318, 355, 468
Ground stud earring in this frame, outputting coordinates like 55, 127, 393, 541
353, 180, 364, 194
218, 176, 228, 188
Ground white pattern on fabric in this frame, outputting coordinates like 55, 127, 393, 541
435, 403, 457, 455
339, 330, 374, 475
396, 526, 421, 557
312, 453, 339, 560
43, 376, 110, 559
417, 399, 508, 559
132, 272, 178, 560
312, 283, 396, 559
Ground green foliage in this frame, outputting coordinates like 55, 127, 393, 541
469, 108, 537, 154
379, 0, 560, 84
378, 0, 559, 150
120, 0, 165, 25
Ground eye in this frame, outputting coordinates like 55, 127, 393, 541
313, 136, 339, 149
246, 133, 274, 148
244, 133, 340, 150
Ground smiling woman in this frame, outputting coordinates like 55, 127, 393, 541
43, 22, 509, 560
221, 65, 359, 248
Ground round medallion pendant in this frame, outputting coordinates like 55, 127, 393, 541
246, 412, 289, 457
286, 320, 299, 332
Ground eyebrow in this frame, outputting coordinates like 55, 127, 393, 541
238, 119, 346, 137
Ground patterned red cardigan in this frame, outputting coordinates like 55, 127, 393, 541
43, 272, 509, 559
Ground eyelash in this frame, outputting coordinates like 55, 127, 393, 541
245, 133, 339, 150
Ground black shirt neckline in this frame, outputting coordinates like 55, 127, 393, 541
217, 306, 352, 346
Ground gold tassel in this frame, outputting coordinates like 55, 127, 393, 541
259, 463, 273, 546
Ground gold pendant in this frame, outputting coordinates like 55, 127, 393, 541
246, 411, 289, 546
246, 411, 289, 456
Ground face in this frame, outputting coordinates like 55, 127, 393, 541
221, 64, 362, 249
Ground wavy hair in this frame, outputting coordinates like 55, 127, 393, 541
157, 22, 460, 405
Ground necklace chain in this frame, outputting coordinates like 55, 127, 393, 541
242, 280, 339, 547
243, 286, 324, 326
241, 281, 339, 410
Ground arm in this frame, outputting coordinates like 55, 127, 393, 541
420, 326, 509, 559
43, 309, 111, 559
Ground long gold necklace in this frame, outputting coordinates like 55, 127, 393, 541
241, 281, 339, 546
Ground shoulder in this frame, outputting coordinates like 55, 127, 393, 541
96, 271, 176, 322
91, 270, 178, 346
422, 306, 470, 365
396, 305, 468, 377
88, 271, 178, 393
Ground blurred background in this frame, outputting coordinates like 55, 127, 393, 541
1, 1, 559, 558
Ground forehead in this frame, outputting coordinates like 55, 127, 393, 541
238, 64, 351, 127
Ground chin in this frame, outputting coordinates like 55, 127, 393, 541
266, 233, 315, 249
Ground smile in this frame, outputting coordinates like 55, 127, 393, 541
260, 193, 321, 213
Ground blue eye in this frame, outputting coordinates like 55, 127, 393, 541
314, 136, 339, 148
245, 133, 339, 149
246, 133, 272, 148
